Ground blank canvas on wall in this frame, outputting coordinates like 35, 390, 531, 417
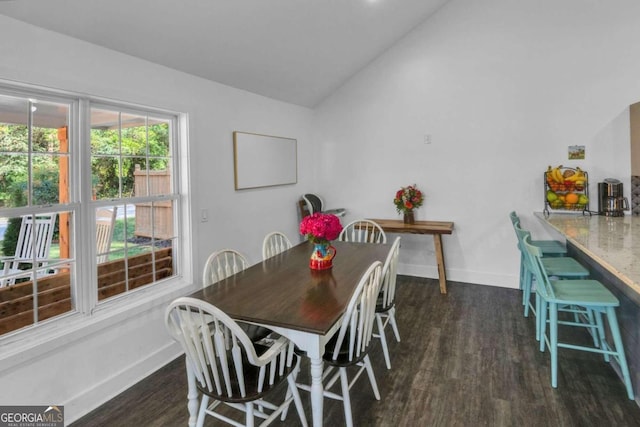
233, 131, 297, 190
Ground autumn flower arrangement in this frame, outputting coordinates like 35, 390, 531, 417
394, 184, 424, 213
299, 213, 343, 244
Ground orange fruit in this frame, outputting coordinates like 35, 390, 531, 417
565, 193, 579, 204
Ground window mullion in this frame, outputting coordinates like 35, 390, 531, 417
76, 98, 96, 315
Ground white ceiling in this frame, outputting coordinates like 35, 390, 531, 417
0, 0, 449, 108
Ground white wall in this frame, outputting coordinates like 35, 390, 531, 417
5, 0, 640, 421
0, 15, 313, 423
313, 0, 640, 287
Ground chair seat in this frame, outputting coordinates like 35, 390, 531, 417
375, 300, 394, 313
241, 323, 273, 342
1, 266, 52, 284
549, 279, 620, 306
531, 239, 566, 255
199, 343, 298, 404
322, 329, 368, 367
1, 267, 32, 280
205, 318, 271, 343
542, 257, 589, 277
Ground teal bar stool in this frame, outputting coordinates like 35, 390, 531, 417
516, 226, 597, 343
523, 235, 634, 400
510, 211, 567, 255
509, 212, 567, 295
514, 224, 589, 319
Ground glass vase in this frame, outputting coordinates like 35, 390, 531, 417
403, 210, 415, 224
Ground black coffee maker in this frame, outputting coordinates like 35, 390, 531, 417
598, 178, 629, 216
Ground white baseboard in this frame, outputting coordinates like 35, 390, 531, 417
64, 341, 183, 424
398, 262, 518, 289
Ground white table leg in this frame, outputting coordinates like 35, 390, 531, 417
185, 358, 199, 427
309, 356, 324, 427
268, 326, 334, 427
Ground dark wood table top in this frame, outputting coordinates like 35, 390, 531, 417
187, 240, 390, 335
368, 218, 454, 235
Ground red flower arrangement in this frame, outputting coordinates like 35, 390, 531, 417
394, 184, 424, 213
299, 213, 343, 244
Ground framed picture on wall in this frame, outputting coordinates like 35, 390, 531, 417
568, 145, 585, 160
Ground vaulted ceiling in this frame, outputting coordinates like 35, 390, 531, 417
0, 0, 449, 107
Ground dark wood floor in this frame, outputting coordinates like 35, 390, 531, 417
72, 277, 640, 426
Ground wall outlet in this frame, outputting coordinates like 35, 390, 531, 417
424, 134, 432, 144
200, 209, 209, 222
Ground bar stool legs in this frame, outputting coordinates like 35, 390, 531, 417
605, 307, 634, 400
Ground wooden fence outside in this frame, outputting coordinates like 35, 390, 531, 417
0, 247, 173, 335
133, 165, 173, 239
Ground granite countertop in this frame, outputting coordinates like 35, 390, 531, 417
534, 212, 640, 295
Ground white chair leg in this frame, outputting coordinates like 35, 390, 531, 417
339, 368, 354, 427
376, 313, 392, 369
246, 402, 254, 427
196, 395, 208, 427
363, 354, 381, 400
286, 373, 308, 426
388, 307, 401, 342
281, 359, 298, 421
280, 342, 298, 420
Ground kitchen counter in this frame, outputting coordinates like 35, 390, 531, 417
534, 212, 640, 296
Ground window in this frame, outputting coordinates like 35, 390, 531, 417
0, 86, 182, 336
90, 106, 178, 301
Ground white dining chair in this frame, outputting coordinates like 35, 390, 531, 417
374, 236, 401, 369
165, 297, 308, 427
262, 231, 292, 260
338, 219, 387, 244
295, 260, 383, 427
202, 249, 271, 342
202, 249, 250, 287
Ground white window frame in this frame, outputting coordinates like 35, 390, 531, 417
0, 80, 194, 371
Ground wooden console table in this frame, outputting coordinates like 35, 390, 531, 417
369, 218, 454, 294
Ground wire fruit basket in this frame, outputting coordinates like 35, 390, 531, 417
543, 166, 590, 216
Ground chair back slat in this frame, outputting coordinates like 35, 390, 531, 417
202, 249, 250, 287
330, 261, 382, 362
338, 219, 387, 244
379, 236, 401, 310
13, 214, 57, 262
262, 231, 293, 259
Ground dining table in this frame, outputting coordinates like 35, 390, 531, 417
185, 240, 390, 427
